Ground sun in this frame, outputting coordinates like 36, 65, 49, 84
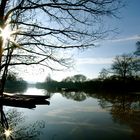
0, 25, 11, 41
4, 129, 12, 137
0, 24, 20, 49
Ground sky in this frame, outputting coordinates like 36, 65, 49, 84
22, 0, 140, 82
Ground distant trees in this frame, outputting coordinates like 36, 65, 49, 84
6, 72, 17, 81
4, 73, 27, 93
36, 70, 140, 92
45, 73, 52, 82
63, 74, 87, 82
99, 68, 109, 80
6, 72, 25, 81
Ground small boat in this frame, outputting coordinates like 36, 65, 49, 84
0, 93, 50, 109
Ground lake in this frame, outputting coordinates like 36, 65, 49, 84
1, 87, 140, 140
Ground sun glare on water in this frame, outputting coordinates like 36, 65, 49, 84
4, 129, 12, 137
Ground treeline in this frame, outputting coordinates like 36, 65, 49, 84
4, 72, 28, 93
36, 41, 140, 93
36, 76, 140, 93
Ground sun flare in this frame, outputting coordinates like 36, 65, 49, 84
0, 24, 20, 49
1, 26, 11, 40
0, 25, 11, 41
4, 129, 12, 137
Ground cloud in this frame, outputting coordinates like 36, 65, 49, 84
77, 57, 113, 65
106, 35, 140, 43
46, 105, 107, 117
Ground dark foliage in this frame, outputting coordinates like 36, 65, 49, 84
4, 80, 28, 93
36, 77, 140, 93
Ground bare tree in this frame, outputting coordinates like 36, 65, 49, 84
134, 41, 140, 72
70, 74, 87, 82
134, 41, 140, 56
0, 0, 124, 94
111, 54, 139, 81
98, 68, 109, 80
62, 74, 87, 82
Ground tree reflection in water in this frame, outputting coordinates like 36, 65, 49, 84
97, 93, 140, 140
61, 91, 87, 101
44, 90, 140, 140
52, 91, 140, 139
0, 105, 45, 140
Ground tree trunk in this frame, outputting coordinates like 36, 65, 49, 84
0, 37, 3, 96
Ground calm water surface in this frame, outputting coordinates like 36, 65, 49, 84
2, 87, 140, 140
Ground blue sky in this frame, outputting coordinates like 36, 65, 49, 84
48, 0, 140, 81
23, 0, 140, 82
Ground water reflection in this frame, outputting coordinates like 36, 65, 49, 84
0, 105, 45, 140
61, 91, 87, 101
46, 90, 140, 140
2, 86, 140, 140
93, 93, 140, 140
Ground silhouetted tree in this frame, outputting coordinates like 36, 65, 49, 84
134, 41, 140, 56
134, 41, 140, 75
6, 72, 17, 81
71, 74, 87, 82
62, 76, 71, 82
63, 74, 87, 82
45, 73, 52, 82
0, 0, 124, 94
111, 54, 139, 80
98, 68, 109, 80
